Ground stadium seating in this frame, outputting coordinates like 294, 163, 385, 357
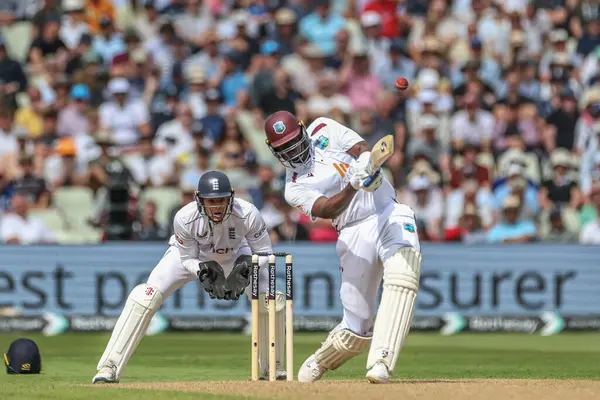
139, 187, 181, 227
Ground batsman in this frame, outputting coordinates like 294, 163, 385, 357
264, 111, 422, 384
92, 170, 287, 383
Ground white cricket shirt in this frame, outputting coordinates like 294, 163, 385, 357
284, 117, 397, 231
170, 198, 272, 275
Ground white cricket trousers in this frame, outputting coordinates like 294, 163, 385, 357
335, 202, 420, 335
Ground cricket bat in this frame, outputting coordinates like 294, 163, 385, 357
370, 135, 395, 170
362, 135, 394, 187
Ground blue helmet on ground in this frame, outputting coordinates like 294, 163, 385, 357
4, 338, 41, 374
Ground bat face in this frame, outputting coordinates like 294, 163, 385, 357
370, 135, 394, 170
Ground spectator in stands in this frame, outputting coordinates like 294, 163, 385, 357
0, 193, 55, 244
256, 66, 301, 118
12, 153, 50, 209
14, 87, 45, 138
487, 195, 537, 244
378, 39, 415, 88
494, 163, 539, 221
154, 102, 195, 162
450, 93, 494, 153
198, 88, 225, 143
57, 83, 91, 137
249, 40, 280, 107
85, 0, 116, 35
92, 16, 126, 65
213, 129, 258, 202
28, 14, 68, 65
60, 0, 89, 50
179, 146, 208, 189
13, 128, 33, 158
449, 142, 490, 189
125, 136, 173, 188
132, 200, 169, 241
0, 38, 27, 102
0, 107, 18, 175
540, 148, 582, 211
576, 18, 600, 57
271, 8, 299, 58
99, 77, 151, 147
261, 189, 285, 232
540, 206, 579, 243
0, 170, 13, 212
270, 202, 309, 244
212, 50, 249, 109
455, 203, 487, 244
493, 98, 539, 153
183, 67, 207, 119
580, 182, 600, 244
406, 114, 447, 174
299, 0, 345, 57
44, 137, 89, 189
445, 169, 494, 235
340, 45, 382, 112
545, 87, 580, 151
88, 131, 132, 192
581, 150, 600, 199
360, 11, 389, 73
173, 0, 214, 47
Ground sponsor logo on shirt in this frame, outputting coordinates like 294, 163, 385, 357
253, 223, 267, 238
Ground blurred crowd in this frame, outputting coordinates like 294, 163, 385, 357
0, 0, 600, 245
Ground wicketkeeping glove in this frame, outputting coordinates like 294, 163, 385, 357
197, 261, 227, 300
224, 255, 252, 300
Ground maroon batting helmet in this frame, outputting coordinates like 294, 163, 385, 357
264, 110, 313, 168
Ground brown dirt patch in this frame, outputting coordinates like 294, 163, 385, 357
117, 379, 600, 400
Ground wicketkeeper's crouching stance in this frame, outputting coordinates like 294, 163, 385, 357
92, 170, 286, 383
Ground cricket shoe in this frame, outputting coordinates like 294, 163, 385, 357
366, 361, 390, 384
92, 364, 118, 384
298, 354, 328, 383
260, 361, 287, 380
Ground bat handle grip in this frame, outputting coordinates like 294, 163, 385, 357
362, 168, 381, 188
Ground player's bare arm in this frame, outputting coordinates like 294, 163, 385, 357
310, 185, 358, 220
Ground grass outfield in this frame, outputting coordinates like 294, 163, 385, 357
0, 333, 599, 399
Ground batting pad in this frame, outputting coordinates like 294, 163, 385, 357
258, 292, 285, 376
97, 284, 162, 380
314, 328, 371, 371
367, 247, 422, 373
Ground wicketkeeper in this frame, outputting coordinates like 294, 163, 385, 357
93, 171, 287, 383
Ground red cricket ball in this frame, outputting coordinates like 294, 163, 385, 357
395, 77, 409, 91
